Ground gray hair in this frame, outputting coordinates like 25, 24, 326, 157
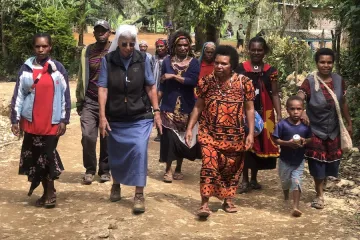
109, 25, 139, 52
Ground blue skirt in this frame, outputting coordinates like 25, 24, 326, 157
108, 119, 153, 187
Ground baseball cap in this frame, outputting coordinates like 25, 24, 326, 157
139, 40, 148, 46
94, 20, 110, 30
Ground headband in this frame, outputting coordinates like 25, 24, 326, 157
156, 39, 166, 45
174, 36, 189, 45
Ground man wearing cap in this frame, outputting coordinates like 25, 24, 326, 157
139, 40, 153, 61
76, 20, 112, 184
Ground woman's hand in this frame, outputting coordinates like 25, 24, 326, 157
99, 116, 111, 138
185, 128, 193, 147
160, 73, 174, 83
300, 111, 309, 125
154, 112, 162, 135
56, 122, 67, 137
11, 123, 20, 137
245, 133, 254, 150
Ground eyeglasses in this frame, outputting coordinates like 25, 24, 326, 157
121, 42, 135, 47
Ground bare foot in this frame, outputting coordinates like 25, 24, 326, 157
292, 208, 302, 217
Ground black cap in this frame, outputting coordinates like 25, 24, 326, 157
94, 20, 110, 30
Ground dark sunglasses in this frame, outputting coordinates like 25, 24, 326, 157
121, 42, 135, 47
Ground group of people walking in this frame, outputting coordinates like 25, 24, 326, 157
10, 20, 352, 219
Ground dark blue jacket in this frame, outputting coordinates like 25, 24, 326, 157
159, 57, 200, 114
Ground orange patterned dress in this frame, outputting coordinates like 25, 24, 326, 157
196, 73, 255, 199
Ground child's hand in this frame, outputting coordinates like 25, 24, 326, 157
286, 139, 301, 149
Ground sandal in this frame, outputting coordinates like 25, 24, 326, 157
238, 182, 251, 194
163, 172, 173, 183
250, 180, 262, 190
44, 194, 56, 208
197, 205, 211, 218
222, 200, 238, 213
311, 197, 325, 209
35, 195, 46, 207
173, 172, 184, 180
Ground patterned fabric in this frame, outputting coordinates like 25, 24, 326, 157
152, 55, 169, 90
86, 42, 111, 100
197, 73, 255, 151
305, 134, 342, 162
21, 67, 58, 135
299, 79, 346, 105
299, 79, 345, 162
196, 73, 254, 199
237, 61, 280, 158
200, 145, 244, 199
161, 96, 188, 132
19, 133, 63, 196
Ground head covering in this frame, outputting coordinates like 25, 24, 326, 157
108, 25, 139, 53
94, 20, 110, 30
199, 42, 216, 63
139, 40, 148, 47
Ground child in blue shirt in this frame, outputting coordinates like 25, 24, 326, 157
272, 95, 311, 217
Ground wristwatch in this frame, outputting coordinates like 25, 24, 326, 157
153, 109, 160, 113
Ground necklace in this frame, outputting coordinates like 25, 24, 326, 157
253, 65, 259, 70
216, 76, 233, 96
174, 55, 187, 63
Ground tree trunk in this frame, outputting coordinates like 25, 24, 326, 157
78, 0, 87, 46
335, 25, 341, 73
0, 11, 8, 58
244, 1, 261, 52
195, 5, 223, 51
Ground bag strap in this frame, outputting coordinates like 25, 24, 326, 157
312, 71, 346, 130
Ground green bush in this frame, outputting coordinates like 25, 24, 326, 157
264, 34, 314, 88
3, 5, 77, 75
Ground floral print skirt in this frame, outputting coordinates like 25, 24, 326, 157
19, 133, 64, 196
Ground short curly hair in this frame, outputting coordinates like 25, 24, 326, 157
314, 48, 334, 63
214, 45, 239, 70
169, 30, 193, 57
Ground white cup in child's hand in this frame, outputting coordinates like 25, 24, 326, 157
293, 134, 301, 144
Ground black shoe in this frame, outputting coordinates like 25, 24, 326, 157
154, 135, 161, 142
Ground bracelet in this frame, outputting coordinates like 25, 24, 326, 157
153, 109, 160, 113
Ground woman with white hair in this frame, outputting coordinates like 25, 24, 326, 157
97, 25, 162, 213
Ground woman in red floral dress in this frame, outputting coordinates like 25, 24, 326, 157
186, 45, 255, 218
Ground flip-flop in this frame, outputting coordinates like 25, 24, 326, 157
222, 201, 238, 213
35, 195, 46, 207
44, 195, 57, 209
163, 172, 173, 183
311, 197, 324, 209
173, 172, 184, 180
197, 206, 211, 218
238, 182, 251, 194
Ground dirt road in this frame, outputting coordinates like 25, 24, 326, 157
0, 107, 359, 239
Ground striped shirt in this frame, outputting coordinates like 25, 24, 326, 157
86, 41, 111, 100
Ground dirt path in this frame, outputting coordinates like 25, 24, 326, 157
0, 107, 359, 239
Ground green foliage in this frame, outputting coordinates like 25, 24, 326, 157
3, 4, 76, 74
265, 34, 314, 87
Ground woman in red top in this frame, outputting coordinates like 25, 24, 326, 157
10, 33, 70, 208
198, 42, 216, 80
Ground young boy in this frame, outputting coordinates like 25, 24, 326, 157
272, 95, 311, 217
